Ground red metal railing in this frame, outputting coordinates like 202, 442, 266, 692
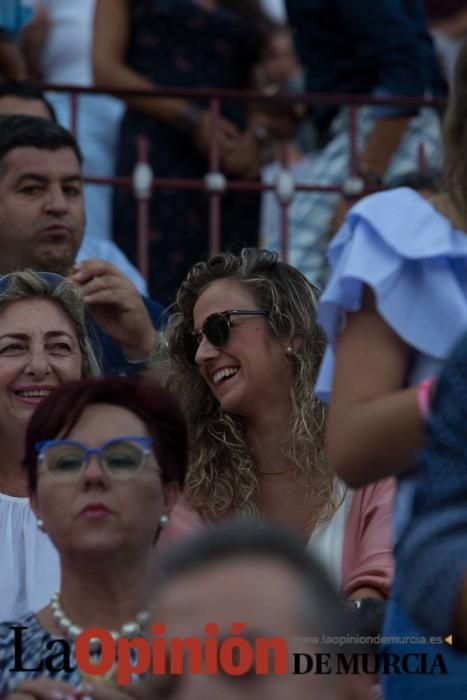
42, 83, 446, 282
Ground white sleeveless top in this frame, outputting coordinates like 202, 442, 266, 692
306, 481, 354, 589
0, 493, 59, 621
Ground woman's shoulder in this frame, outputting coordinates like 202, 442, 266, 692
0, 492, 30, 508
332, 187, 467, 264
0, 494, 46, 549
0, 612, 81, 693
351, 186, 432, 217
0, 611, 42, 636
317, 187, 467, 362
0, 612, 48, 653
0, 613, 46, 680
158, 499, 204, 548
348, 478, 396, 520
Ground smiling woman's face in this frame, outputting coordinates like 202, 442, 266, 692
0, 298, 82, 437
192, 279, 293, 419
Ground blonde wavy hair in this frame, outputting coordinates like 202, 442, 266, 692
163, 249, 339, 530
0, 270, 100, 377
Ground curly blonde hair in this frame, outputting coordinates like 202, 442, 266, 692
163, 249, 338, 529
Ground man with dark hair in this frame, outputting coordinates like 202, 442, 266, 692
0, 115, 84, 274
128, 522, 371, 700
0, 89, 148, 294
0, 114, 161, 374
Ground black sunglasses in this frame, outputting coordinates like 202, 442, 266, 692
181, 309, 268, 366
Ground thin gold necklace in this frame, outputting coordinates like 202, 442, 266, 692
257, 467, 292, 476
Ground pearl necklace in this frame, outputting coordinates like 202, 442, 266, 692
50, 592, 151, 652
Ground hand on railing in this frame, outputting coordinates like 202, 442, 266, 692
192, 111, 239, 161
255, 109, 304, 142
253, 84, 305, 142
222, 129, 262, 179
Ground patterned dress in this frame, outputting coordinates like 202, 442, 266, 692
0, 613, 82, 693
0, 612, 145, 692
114, 0, 261, 306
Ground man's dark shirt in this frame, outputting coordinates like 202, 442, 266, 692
286, 0, 446, 130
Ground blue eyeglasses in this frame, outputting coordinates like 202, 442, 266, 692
35, 436, 156, 482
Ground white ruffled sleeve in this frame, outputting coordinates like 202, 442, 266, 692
316, 188, 467, 401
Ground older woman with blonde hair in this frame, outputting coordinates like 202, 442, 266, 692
0, 269, 195, 623
0, 270, 99, 620
163, 248, 394, 600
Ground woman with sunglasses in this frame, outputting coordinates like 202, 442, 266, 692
163, 248, 394, 601
0, 375, 186, 696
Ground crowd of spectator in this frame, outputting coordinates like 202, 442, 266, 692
0, 1, 466, 699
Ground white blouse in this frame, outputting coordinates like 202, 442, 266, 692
306, 481, 354, 589
0, 493, 59, 622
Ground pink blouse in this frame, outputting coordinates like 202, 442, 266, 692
342, 478, 395, 598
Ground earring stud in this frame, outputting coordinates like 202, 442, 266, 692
37, 518, 45, 532
160, 514, 169, 528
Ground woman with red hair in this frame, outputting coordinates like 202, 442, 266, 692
0, 375, 191, 695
